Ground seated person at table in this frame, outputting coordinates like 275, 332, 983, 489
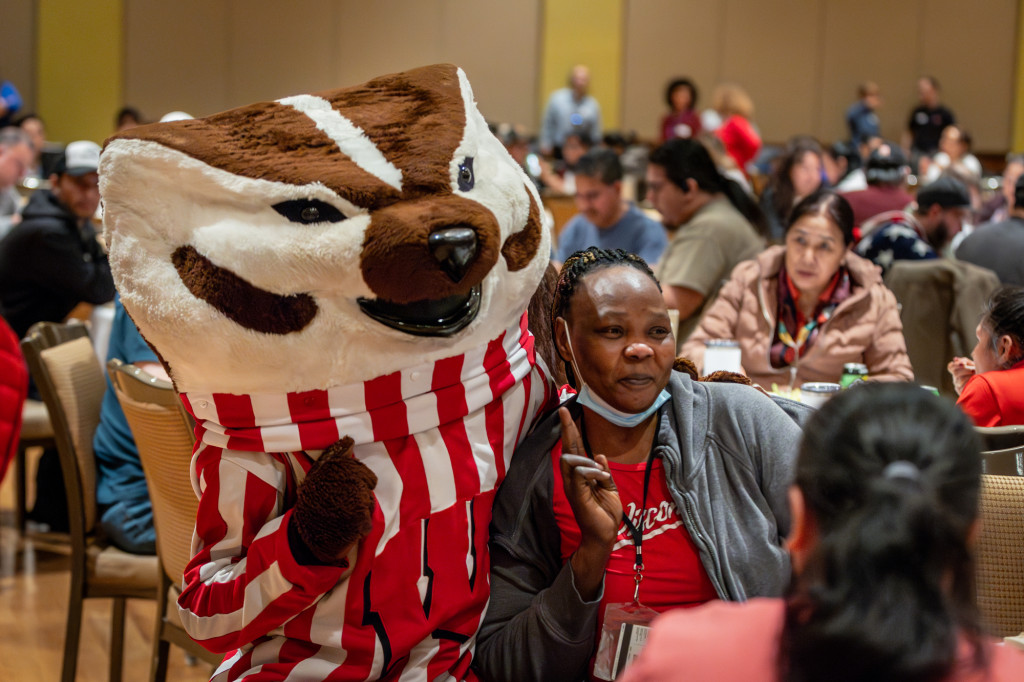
645, 138, 766, 343
555, 148, 667, 266
92, 294, 170, 554
474, 247, 802, 682
0, 140, 113, 339
948, 285, 1024, 426
619, 382, 1024, 682
682, 190, 913, 392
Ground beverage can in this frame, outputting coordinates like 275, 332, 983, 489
840, 362, 868, 389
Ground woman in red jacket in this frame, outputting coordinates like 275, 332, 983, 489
948, 285, 1024, 426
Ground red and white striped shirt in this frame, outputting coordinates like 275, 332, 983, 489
177, 313, 553, 681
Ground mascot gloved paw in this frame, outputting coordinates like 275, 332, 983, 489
288, 437, 378, 567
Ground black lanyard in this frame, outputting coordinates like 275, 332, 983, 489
579, 411, 661, 602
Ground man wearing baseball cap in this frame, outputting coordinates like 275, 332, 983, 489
0, 139, 113, 532
0, 140, 113, 339
854, 174, 971, 275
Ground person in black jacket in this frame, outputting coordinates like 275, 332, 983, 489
0, 139, 112, 339
0, 139, 112, 532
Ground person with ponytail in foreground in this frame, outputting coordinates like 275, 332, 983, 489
618, 382, 1024, 682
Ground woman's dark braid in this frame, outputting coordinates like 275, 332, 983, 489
550, 247, 658, 338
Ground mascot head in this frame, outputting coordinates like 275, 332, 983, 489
101, 64, 550, 394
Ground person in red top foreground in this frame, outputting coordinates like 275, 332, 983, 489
948, 285, 1024, 426
619, 382, 1024, 682
474, 248, 802, 682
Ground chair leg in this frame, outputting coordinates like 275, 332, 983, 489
61, 580, 85, 682
150, 574, 171, 682
15, 444, 27, 533
110, 597, 127, 682
151, 631, 171, 682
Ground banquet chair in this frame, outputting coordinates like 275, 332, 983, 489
107, 359, 221, 681
974, 474, 1024, 637
884, 259, 1000, 395
981, 446, 1024, 477
976, 424, 1024, 452
20, 322, 159, 682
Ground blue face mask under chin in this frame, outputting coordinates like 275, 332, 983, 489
563, 324, 670, 429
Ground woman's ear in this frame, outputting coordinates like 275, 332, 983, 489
785, 486, 815, 575
554, 316, 571, 364
996, 334, 1018, 366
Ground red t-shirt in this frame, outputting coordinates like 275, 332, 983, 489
550, 442, 718, 653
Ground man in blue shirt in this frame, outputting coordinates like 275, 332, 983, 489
554, 148, 667, 266
92, 293, 170, 554
539, 65, 602, 158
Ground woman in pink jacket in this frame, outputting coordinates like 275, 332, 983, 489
680, 190, 913, 391
618, 382, 1024, 682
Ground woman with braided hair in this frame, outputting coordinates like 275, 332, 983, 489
474, 247, 804, 682
619, 382, 1024, 681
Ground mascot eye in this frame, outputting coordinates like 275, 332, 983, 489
457, 158, 475, 191
273, 199, 347, 224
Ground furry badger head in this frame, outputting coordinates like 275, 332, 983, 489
100, 64, 550, 394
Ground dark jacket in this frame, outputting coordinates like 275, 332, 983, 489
0, 189, 113, 337
474, 371, 802, 682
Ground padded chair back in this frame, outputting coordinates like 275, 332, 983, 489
976, 424, 1024, 452
884, 259, 1000, 394
981, 446, 1024, 477
20, 321, 102, 534
107, 359, 197, 584
975, 474, 1024, 637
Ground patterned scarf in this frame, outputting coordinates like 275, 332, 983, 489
770, 266, 851, 368
180, 313, 542, 453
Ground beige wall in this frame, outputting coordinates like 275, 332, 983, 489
123, 0, 542, 130
623, 0, 1018, 152
8, 1, 1020, 153
0, 0, 38, 117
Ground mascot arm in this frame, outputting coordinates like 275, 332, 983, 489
177, 445, 346, 652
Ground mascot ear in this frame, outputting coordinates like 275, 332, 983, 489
528, 262, 568, 387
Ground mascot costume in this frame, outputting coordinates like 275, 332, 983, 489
100, 64, 555, 680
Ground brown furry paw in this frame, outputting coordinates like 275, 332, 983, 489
289, 436, 378, 565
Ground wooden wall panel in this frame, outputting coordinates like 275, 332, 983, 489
718, 0, 823, 146
817, 0, 922, 146
621, 0, 725, 141
332, 0, 541, 128
126, 0, 540, 128
121, 0, 1019, 152
0, 0, 37, 114
225, 0, 339, 105
123, 0, 230, 120
918, 0, 1016, 152
620, 0, 1018, 152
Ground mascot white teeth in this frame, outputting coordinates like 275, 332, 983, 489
100, 64, 554, 681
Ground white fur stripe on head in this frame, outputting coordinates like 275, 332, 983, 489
276, 94, 403, 191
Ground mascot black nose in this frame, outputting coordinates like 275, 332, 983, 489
429, 227, 478, 283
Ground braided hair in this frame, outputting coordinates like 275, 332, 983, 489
550, 247, 660, 385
